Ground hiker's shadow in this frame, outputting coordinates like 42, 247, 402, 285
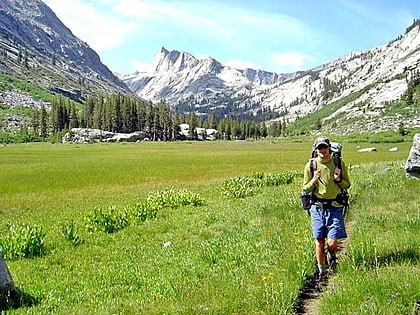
0, 287, 39, 312
355, 248, 420, 269
377, 248, 419, 264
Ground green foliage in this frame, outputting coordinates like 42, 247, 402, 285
86, 189, 205, 232
127, 188, 206, 222
126, 202, 158, 222
260, 171, 298, 186
0, 142, 418, 314
0, 130, 41, 144
220, 171, 298, 198
0, 224, 45, 259
221, 175, 263, 198
85, 206, 129, 234
61, 221, 82, 246
319, 163, 420, 315
340, 129, 419, 143
0, 73, 53, 102
145, 187, 206, 209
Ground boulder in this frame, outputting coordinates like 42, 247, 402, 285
62, 128, 146, 143
405, 133, 420, 179
358, 147, 377, 152
62, 128, 114, 143
0, 251, 17, 305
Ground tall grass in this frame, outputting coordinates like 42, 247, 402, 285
0, 141, 417, 314
319, 163, 419, 315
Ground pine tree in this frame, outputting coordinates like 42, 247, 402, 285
40, 104, 48, 140
31, 108, 40, 136
207, 111, 217, 129
69, 103, 78, 129
260, 122, 268, 138
188, 111, 198, 140
136, 101, 147, 132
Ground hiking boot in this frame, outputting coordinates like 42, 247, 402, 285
327, 251, 337, 270
318, 271, 327, 282
314, 271, 328, 290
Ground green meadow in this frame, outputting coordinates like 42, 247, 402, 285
0, 140, 418, 314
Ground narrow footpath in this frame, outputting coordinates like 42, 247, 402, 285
294, 222, 353, 315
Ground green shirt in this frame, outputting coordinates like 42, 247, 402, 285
303, 157, 350, 206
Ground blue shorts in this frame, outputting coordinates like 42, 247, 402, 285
310, 204, 347, 239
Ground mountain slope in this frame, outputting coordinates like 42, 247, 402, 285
122, 23, 420, 133
0, 0, 131, 99
122, 47, 298, 104
259, 23, 419, 118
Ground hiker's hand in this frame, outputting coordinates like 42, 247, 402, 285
312, 170, 321, 185
334, 167, 341, 181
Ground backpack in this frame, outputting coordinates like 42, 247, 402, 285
301, 141, 349, 215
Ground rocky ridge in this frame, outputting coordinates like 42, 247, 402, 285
122, 23, 420, 134
0, 0, 132, 98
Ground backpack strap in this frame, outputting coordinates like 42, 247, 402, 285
332, 153, 342, 181
331, 154, 349, 216
309, 158, 316, 177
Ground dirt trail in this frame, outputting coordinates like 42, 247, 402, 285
294, 222, 353, 315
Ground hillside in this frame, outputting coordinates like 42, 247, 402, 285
122, 22, 420, 134
0, 0, 132, 100
0, 0, 419, 139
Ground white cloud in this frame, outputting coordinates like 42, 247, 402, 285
41, 0, 327, 73
112, 0, 235, 40
43, 0, 136, 51
271, 53, 313, 72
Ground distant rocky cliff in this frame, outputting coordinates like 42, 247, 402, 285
122, 24, 420, 133
0, 0, 131, 98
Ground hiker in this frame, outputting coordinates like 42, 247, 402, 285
302, 136, 351, 280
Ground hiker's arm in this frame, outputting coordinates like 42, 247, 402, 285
302, 163, 318, 192
336, 161, 351, 190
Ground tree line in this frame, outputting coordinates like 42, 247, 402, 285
27, 94, 285, 142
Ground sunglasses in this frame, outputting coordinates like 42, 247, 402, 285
316, 144, 329, 150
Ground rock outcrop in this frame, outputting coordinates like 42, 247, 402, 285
0, 251, 17, 307
405, 133, 420, 178
62, 128, 146, 143
358, 147, 377, 152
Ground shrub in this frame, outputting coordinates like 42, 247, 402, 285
126, 202, 159, 222
146, 187, 206, 209
221, 171, 299, 199
261, 172, 298, 186
0, 224, 46, 259
61, 220, 82, 246
221, 175, 263, 198
85, 206, 129, 234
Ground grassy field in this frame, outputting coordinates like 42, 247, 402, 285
0, 140, 418, 314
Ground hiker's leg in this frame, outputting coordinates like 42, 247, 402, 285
326, 238, 338, 269
315, 238, 327, 276
315, 238, 326, 265
327, 238, 338, 253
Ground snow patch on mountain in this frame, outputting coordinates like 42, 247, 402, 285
121, 24, 419, 128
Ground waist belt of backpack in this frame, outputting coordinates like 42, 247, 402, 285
313, 195, 336, 206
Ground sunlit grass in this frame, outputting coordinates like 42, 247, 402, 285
0, 140, 418, 314
319, 163, 420, 315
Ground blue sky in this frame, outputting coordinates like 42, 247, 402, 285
43, 0, 419, 75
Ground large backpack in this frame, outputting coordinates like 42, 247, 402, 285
301, 142, 349, 215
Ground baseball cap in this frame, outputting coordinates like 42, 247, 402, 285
314, 137, 331, 149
